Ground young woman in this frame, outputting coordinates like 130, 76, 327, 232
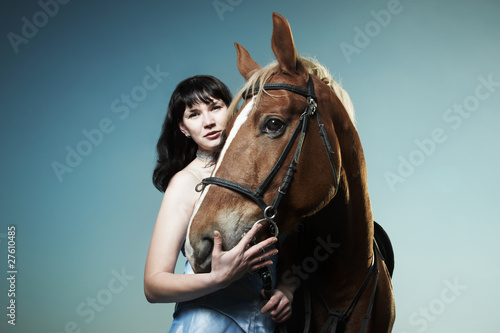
144, 75, 293, 332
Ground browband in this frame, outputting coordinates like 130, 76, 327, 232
243, 76, 316, 100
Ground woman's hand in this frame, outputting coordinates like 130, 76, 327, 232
260, 284, 293, 323
210, 223, 278, 287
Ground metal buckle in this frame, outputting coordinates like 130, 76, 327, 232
307, 96, 317, 115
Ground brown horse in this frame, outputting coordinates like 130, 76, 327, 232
185, 12, 395, 333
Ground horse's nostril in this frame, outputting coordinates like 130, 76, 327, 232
201, 237, 214, 254
197, 236, 214, 272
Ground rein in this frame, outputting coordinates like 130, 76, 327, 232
317, 243, 380, 333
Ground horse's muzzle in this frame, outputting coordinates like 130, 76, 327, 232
190, 235, 214, 273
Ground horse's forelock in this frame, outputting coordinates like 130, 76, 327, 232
227, 61, 280, 120
228, 57, 355, 126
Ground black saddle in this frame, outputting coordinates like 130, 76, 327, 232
373, 221, 395, 278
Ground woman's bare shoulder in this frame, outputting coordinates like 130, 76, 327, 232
166, 168, 201, 195
158, 167, 202, 225
177, 160, 213, 183
163, 160, 212, 205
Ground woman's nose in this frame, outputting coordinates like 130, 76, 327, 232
202, 112, 215, 127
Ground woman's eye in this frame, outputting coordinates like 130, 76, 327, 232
263, 118, 285, 134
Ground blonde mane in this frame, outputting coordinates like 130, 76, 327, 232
228, 56, 355, 125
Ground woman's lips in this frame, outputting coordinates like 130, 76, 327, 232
204, 131, 221, 140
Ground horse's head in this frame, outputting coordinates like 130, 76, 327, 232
185, 13, 355, 272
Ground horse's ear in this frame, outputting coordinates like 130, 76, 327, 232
271, 12, 298, 74
235, 42, 261, 80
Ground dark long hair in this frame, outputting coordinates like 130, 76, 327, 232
152, 75, 233, 192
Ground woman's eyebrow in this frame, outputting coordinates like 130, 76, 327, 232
186, 105, 200, 112
210, 99, 223, 106
186, 99, 221, 112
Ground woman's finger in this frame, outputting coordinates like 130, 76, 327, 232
261, 289, 292, 323
251, 248, 278, 265
246, 237, 278, 258
249, 259, 274, 272
274, 311, 291, 323
242, 222, 262, 246
270, 302, 291, 323
212, 230, 223, 257
232, 223, 261, 252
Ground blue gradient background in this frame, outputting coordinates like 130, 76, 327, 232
1, 0, 499, 332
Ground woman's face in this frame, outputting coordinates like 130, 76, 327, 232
179, 98, 229, 152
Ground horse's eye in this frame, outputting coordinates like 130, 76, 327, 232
263, 118, 285, 134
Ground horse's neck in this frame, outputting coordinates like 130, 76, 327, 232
307, 165, 374, 287
331, 118, 374, 269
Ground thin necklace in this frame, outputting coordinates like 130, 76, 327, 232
196, 149, 213, 162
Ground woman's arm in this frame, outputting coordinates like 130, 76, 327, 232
144, 171, 277, 303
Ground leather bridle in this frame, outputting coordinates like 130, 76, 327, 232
197, 75, 339, 238
196, 75, 379, 332
195, 75, 340, 299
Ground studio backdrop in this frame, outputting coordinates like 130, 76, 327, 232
1, 0, 499, 332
